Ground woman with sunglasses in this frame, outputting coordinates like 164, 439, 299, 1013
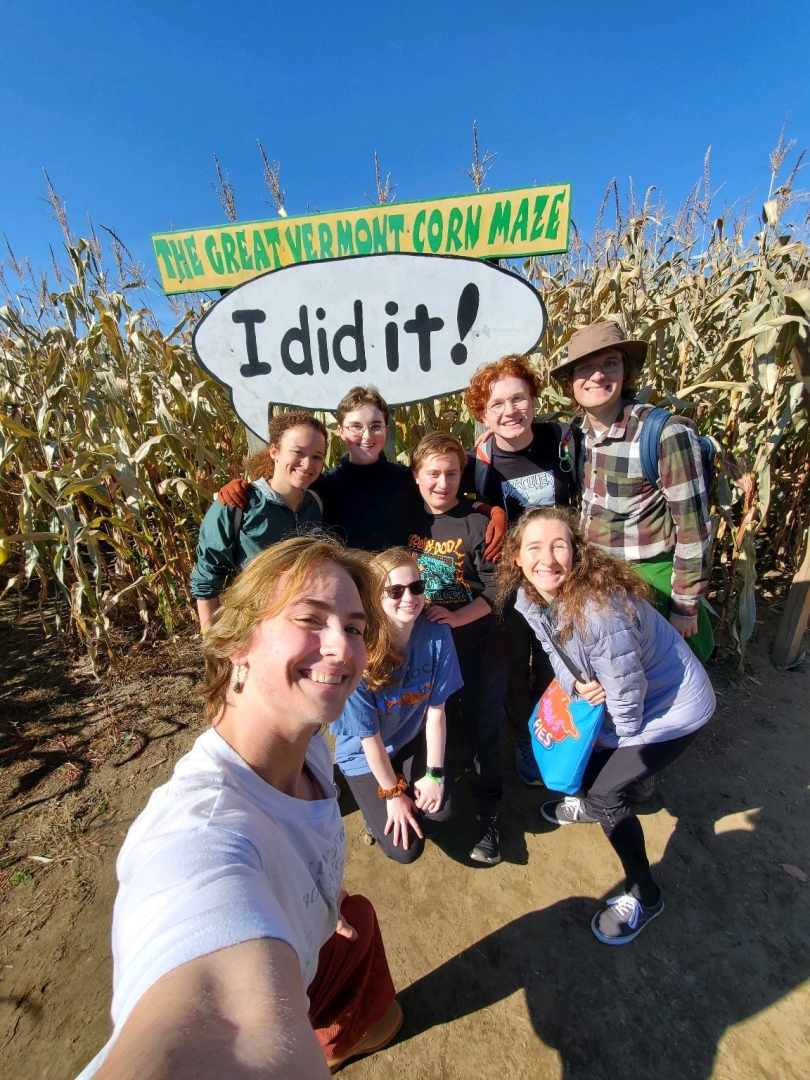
330, 548, 462, 863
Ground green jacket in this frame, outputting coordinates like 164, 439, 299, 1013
190, 479, 323, 599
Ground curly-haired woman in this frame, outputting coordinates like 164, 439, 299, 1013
191, 410, 327, 630
496, 506, 715, 945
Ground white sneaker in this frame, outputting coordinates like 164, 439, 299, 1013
541, 795, 598, 826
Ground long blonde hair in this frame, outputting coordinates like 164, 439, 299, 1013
201, 536, 390, 718
495, 507, 650, 642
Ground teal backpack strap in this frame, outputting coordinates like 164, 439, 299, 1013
639, 406, 717, 492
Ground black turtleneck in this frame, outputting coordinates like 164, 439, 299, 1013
313, 453, 421, 552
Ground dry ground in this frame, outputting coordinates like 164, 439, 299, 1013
1, 597, 808, 1080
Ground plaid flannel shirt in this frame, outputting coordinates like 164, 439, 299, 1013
578, 401, 712, 616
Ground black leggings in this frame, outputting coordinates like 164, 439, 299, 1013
344, 730, 455, 865
580, 731, 700, 905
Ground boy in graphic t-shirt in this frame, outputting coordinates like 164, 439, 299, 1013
407, 432, 508, 867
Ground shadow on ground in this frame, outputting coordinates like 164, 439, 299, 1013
396, 681, 810, 1079
0, 600, 199, 819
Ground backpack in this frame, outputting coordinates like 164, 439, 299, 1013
638, 406, 718, 492
473, 421, 576, 500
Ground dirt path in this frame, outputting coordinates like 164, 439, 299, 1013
1, 601, 808, 1080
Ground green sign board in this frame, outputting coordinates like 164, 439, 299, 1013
152, 183, 572, 294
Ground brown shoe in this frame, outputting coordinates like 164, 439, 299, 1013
327, 999, 404, 1073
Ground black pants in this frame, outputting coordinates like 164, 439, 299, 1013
503, 599, 554, 743
446, 636, 508, 811
580, 731, 700, 904
345, 730, 455, 865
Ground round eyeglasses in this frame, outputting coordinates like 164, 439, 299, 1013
485, 393, 532, 416
343, 423, 387, 437
383, 580, 426, 600
572, 358, 623, 378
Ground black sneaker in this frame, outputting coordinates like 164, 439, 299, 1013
591, 892, 665, 945
470, 813, 500, 865
626, 776, 657, 804
541, 796, 599, 826
514, 740, 544, 786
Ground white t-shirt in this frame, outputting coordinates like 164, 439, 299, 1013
77, 727, 344, 1079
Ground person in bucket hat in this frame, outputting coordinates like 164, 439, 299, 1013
550, 322, 649, 379
552, 321, 714, 662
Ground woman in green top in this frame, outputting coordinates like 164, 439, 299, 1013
191, 411, 328, 631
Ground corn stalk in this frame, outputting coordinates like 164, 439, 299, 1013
2, 151, 808, 669
0, 241, 245, 670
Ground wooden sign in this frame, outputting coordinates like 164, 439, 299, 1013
193, 253, 547, 438
154, 184, 571, 294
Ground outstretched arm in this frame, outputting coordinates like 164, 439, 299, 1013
95, 938, 331, 1080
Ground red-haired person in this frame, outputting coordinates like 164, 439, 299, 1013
462, 355, 580, 786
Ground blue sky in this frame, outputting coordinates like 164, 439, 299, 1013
1, 0, 807, 305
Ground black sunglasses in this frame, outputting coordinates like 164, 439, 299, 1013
383, 580, 426, 600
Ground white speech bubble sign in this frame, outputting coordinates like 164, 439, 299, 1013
193, 252, 546, 438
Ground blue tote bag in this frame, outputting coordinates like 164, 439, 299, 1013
529, 633, 604, 795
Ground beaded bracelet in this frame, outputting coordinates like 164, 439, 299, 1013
377, 774, 408, 800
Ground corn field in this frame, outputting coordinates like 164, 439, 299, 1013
1, 149, 808, 670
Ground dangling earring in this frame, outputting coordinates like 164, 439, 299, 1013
233, 664, 246, 693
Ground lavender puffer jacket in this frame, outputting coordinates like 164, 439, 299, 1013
515, 588, 715, 749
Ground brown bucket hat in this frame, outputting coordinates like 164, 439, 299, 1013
550, 321, 648, 377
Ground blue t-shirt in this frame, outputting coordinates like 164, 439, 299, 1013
330, 616, 463, 777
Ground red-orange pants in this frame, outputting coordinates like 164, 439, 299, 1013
307, 893, 396, 1061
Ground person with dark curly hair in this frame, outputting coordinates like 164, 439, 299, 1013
191, 410, 327, 630
495, 507, 715, 945
462, 355, 580, 785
